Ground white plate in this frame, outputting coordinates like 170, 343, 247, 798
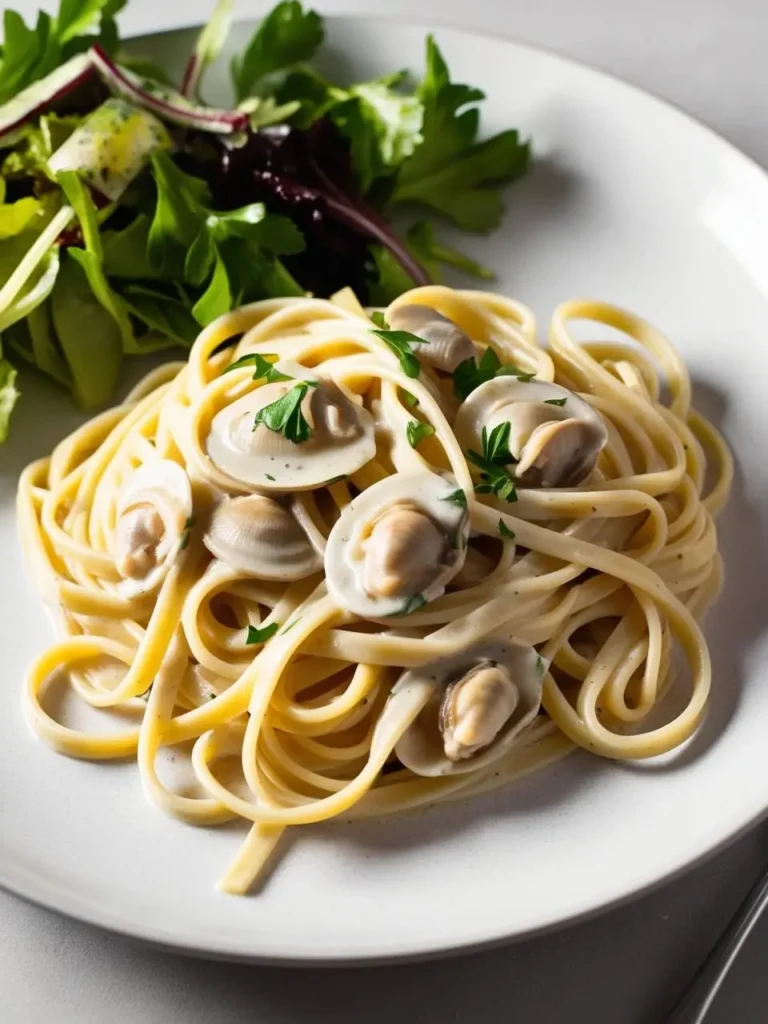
2, 15, 768, 964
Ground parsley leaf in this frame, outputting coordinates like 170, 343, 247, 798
253, 382, 313, 444
390, 593, 428, 617
225, 352, 293, 382
406, 419, 435, 448
400, 389, 419, 408
370, 310, 388, 329
370, 327, 426, 379
497, 518, 516, 540
467, 423, 518, 503
442, 489, 467, 508
391, 36, 530, 231
545, 397, 568, 407
482, 422, 515, 465
246, 622, 279, 645
453, 346, 534, 401
180, 515, 196, 550
232, 0, 324, 101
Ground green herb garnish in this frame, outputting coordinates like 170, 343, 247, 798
401, 389, 419, 408
253, 382, 313, 443
467, 423, 518, 503
280, 617, 301, 634
545, 397, 567, 407
370, 328, 426, 378
391, 593, 428, 616
452, 347, 534, 401
180, 515, 196, 550
246, 622, 280, 645
406, 420, 435, 448
370, 310, 388, 329
442, 489, 468, 508
498, 518, 516, 540
225, 352, 292, 383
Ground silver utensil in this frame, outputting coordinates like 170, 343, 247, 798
662, 857, 768, 1022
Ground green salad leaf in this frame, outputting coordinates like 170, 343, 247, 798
119, 284, 200, 347
51, 253, 122, 408
57, 169, 138, 351
406, 221, 494, 282
392, 36, 530, 231
330, 73, 423, 191
148, 152, 305, 325
0, 0, 123, 105
232, 0, 324, 101
0, 342, 19, 442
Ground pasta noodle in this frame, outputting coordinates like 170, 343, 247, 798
17, 286, 732, 894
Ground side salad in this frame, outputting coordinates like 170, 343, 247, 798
0, 0, 531, 441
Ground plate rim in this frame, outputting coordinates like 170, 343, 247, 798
2, 10, 766, 964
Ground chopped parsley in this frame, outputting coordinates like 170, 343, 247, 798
400, 389, 419, 408
390, 593, 428, 616
180, 515, 196, 550
246, 623, 279, 645
265, 473, 276, 481
452, 346, 535, 401
280, 617, 301, 635
370, 328, 426, 379
370, 311, 388, 329
482, 421, 515, 464
467, 423, 518, 503
442, 489, 468, 508
406, 420, 435, 448
544, 397, 567, 407
497, 518, 516, 540
225, 352, 293, 383
253, 383, 314, 444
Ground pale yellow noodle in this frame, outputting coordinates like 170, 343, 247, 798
18, 287, 732, 893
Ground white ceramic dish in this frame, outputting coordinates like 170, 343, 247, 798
1, 15, 767, 964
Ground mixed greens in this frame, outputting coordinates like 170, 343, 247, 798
0, 0, 531, 441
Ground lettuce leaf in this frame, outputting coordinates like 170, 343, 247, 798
0, 342, 19, 442
50, 253, 122, 408
56, 168, 138, 351
330, 74, 423, 191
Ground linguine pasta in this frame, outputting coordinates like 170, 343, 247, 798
17, 286, 732, 894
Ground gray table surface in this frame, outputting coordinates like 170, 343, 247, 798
3, 1, 768, 1021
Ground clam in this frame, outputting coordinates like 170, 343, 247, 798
205, 361, 375, 493
324, 471, 469, 620
393, 641, 544, 776
387, 304, 476, 373
454, 378, 608, 488
114, 459, 193, 597
204, 495, 322, 580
